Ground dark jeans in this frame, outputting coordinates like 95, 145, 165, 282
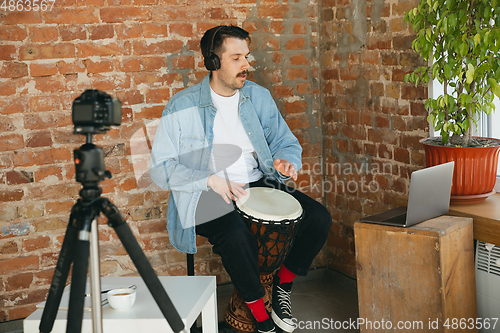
195, 177, 332, 302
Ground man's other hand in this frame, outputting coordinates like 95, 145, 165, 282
273, 159, 298, 181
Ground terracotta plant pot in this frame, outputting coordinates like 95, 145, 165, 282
421, 137, 500, 204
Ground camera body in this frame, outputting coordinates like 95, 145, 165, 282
72, 89, 122, 134
72, 89, 121, 188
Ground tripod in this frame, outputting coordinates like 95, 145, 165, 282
39, 136, 186, 333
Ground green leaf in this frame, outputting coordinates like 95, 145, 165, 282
426, 28, 432, 41
438, 112, 445, 122
466, 70, 473, 84
458, 10, 465, 23
438, 97, 445, 108
494, 84, 500, 99
444, 94, 450, 106
449, 13, 457, 28
444, 64, 452, 80
488, 78, 500, 98
442, 132, 449, 144
485, 104, 492, 115
485, 7, 491, 22
471, 117, 478, 128
425, 99, 431, 109
459, 42, 468, 56
422, 42, 431, 58
432, 62, 439, 79
464, 119, 470, 130
427, 113, 433, 124
468, 63, 475, 76
460, 94, 467, 105
474, 34, 481, 46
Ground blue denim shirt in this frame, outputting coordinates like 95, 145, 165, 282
150, 74, 302, 254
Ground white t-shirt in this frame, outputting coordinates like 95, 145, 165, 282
209, 88, 263, 184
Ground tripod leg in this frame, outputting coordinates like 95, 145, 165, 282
116, 223, 186, 332
39, 221, 79, 333
66, 231, 91, 333
101, 199, 185, 333
89, 218, 103, 333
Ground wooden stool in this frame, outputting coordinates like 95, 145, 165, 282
355, 215, 477, 332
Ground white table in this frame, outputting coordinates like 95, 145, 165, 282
24, 276, 218, 333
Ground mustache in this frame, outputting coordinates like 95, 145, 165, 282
237, 70, 249, 77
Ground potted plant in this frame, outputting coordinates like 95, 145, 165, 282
404, 0, 500, 204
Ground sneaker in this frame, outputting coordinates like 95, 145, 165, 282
271, 275, 295, 332
256, 317, 277, 333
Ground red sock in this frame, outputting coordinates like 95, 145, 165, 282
245, 298, 269, 322
277, 265, 296, 284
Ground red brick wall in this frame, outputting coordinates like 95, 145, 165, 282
0, 0, 322, 321
320, 0, 428, 277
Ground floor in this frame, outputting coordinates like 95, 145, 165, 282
0, 268, 359, 333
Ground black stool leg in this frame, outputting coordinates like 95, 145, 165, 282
187, 253, 195, 276
187, 254, 201, 332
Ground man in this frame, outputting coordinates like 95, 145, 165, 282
150, 25, 332, 333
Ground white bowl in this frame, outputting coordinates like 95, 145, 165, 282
107, 287, 136, 310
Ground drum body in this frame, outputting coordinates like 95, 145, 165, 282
235, 187, 304, 272
225, 187, 304, 332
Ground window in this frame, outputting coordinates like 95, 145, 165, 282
430, 80, 500, 190
491, 99, 500, 192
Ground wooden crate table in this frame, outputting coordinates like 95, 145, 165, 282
354, 215, 477, 332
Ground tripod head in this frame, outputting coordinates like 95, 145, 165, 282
72, 90, 122, 198
74, 139, 111, 196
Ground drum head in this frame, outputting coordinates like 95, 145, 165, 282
235, 187, 302, 222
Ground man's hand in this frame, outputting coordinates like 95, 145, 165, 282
207, 174, 247, 204
273, 159, 298, 181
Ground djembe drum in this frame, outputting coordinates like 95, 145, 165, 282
225, 187, 304, 333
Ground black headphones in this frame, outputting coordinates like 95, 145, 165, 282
204, 26, 225, 71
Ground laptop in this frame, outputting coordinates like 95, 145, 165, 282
360, 161, 454, 227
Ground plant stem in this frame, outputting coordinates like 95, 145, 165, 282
443, 79, 449, 122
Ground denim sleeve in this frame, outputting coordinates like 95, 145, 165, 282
262, 90, 303, 180
149, 107, 212, 192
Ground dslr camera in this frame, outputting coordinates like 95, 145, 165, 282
72, 89, 122, 135
72, 89, 122, 187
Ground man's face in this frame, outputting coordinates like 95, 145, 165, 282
211, 37, 251, 96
